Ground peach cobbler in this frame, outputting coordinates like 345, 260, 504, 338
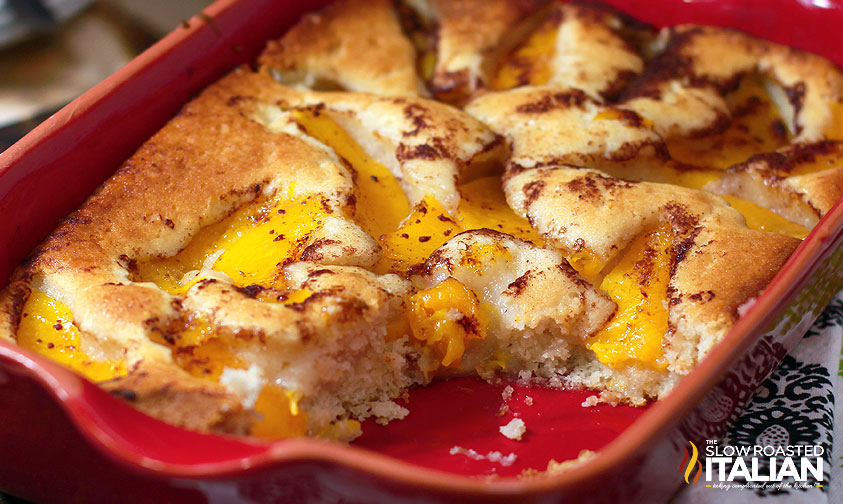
2, 0, 841, 440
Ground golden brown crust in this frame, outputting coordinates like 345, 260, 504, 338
244, 76, 505, 213
544, 2, 647, 100
0, 67, 507, 436
101, 360, 252, 434
259, 0, 425, 96
182, 265, 411, 346
0, 68, 412, 434
504, 166, 800, 377
504, 167, 739, 262
414, 229, 615, 337
621, 25, 843, 141
0, 3, 836, 434
465, 86, 666, 175
408, 0, 550, 102
667, 226, 799, 371
707, 141, 843, 227
0, 270, 31, 341
11, 68, 358, 362
5, 66, 502, 356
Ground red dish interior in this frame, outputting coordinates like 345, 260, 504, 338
355, 379, 645, 477
0, 0, 842, 500
602, 0, 843, 67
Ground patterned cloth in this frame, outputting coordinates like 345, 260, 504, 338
676, 291, 843, 504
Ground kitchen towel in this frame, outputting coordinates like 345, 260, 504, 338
676, 290, 843, 504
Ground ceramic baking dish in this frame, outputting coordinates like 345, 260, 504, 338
0, 0, 841, 502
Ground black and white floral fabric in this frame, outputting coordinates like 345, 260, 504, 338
677, 291, 843, 504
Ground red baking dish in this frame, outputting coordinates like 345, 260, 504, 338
1, 0, 842, 502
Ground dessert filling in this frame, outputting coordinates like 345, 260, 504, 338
17, 291, 125, 382
665, 76, 792, 170
16, 109, 807, 438
492, 10, 560, 90
5, 1, 840, 445
587, 224, 671, 371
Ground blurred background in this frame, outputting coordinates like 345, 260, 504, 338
0, 0, 212, 152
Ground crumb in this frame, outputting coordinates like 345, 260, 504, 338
581, 395, 600, 407
370, 400, 409, 424
518, 450, 597, 479
487, 451, 518, 466
499, 418, 526, 440
581, 392, 622, 407
449, 446, 518, 467
498, 384, 514, 415
501, 385, 514, 401
546, 450, 597, 474
450, 445, 483, 460
524, 395, 533, 406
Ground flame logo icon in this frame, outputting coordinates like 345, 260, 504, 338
680, 441, 703, 486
